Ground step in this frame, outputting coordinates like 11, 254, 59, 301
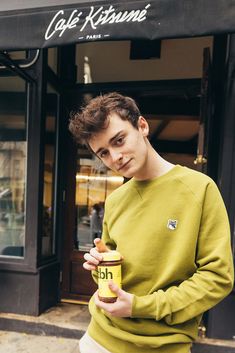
192, 338, 235, 353
0, 302, 89, 339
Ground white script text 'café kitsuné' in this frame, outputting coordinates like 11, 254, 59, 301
45, 4, 151, 40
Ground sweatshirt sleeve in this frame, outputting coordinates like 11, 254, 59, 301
131, 181, 234, 324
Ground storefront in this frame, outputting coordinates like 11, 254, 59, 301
0, 0, 235, 340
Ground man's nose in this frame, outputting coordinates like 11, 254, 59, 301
110, 149, 122, 163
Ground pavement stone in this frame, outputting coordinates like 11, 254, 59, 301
0, 330, 80, 353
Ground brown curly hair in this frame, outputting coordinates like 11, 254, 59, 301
69, 92, 141, 146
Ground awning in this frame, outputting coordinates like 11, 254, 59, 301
0, 0, 235, 50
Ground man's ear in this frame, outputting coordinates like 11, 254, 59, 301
138, 116, 149, 137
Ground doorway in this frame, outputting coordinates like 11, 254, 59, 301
60, 77, 204, 302
60, 36, 220, 303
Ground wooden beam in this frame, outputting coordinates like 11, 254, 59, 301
67, 79, 201, 116
145, 114, 199, 121
139, 97, 200, 115
151, 139, 197, 154
150, 120, 170, 142
71, 79, 201, 98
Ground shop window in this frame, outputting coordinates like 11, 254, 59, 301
75, 150, 123, 251
41, 84, 58, 257
0, 76, 27, 258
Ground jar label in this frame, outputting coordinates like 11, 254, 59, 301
98, 264, 122, 298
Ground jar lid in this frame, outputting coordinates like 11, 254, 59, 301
101, 250, 121, 261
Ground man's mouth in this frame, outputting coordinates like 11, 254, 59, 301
118, 159, 132, 171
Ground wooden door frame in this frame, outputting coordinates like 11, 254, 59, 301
60, 132, 98, 302
60, 136, 77, 298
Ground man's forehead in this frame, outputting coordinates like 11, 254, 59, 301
88, 113, 138, 151
89, 127, 123, 154
89, 114, 125, 140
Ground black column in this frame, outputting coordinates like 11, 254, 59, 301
217, 34, 235, 240
206, 35, 228, 181
206, 34, 235, 340
57, 45, 77, 85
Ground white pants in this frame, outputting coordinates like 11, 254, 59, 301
79, 332, 192, 353
79, 332, 112, 353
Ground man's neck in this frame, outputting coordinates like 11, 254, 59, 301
134, 146, 175, 181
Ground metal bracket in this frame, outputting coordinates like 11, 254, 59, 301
0, 49, 40, 70
0, 50, 39, 83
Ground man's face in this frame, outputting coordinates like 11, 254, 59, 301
88, 113, 149, 179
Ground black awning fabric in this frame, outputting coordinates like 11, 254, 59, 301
0, 0, 235, 50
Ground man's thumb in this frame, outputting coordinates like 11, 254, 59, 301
94, 238, 109, 252
108, 281, 122, 296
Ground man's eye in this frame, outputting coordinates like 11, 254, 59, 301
116, 137, 124, 145
100, 150, 108, 158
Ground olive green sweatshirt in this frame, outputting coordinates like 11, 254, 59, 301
88, 165, 234, 353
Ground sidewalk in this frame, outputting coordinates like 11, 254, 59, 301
0, 330, 80, 353
0, 302, 88, 352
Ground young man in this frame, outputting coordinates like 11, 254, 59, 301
69, 92, 234, 353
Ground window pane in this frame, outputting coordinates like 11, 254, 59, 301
41, 84, 57, 257
75, 150, 123, 251
0, 76, 27, 258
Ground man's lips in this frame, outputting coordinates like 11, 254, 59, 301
118, 159, 132, 171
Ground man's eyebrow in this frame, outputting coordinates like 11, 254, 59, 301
95, 131, 124, 155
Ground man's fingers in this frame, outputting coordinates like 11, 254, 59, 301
90, 247, 103, 260
83, 261, 97, 271
84, 252, 101, 265
83, 249, 103, 271
93, 287, 133, 317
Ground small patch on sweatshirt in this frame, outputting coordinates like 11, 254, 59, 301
167, 219, 178, 230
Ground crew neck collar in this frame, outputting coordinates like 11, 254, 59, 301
130, 164, 181, 187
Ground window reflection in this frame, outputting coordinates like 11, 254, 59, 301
75, 151, 123, 251
0, 76, 27, 257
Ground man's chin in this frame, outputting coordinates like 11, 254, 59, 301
120, 170, 134, 179
113, 166, 134, 179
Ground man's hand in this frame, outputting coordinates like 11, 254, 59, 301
94, 281, 134, 317
83, 238, 109, 271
